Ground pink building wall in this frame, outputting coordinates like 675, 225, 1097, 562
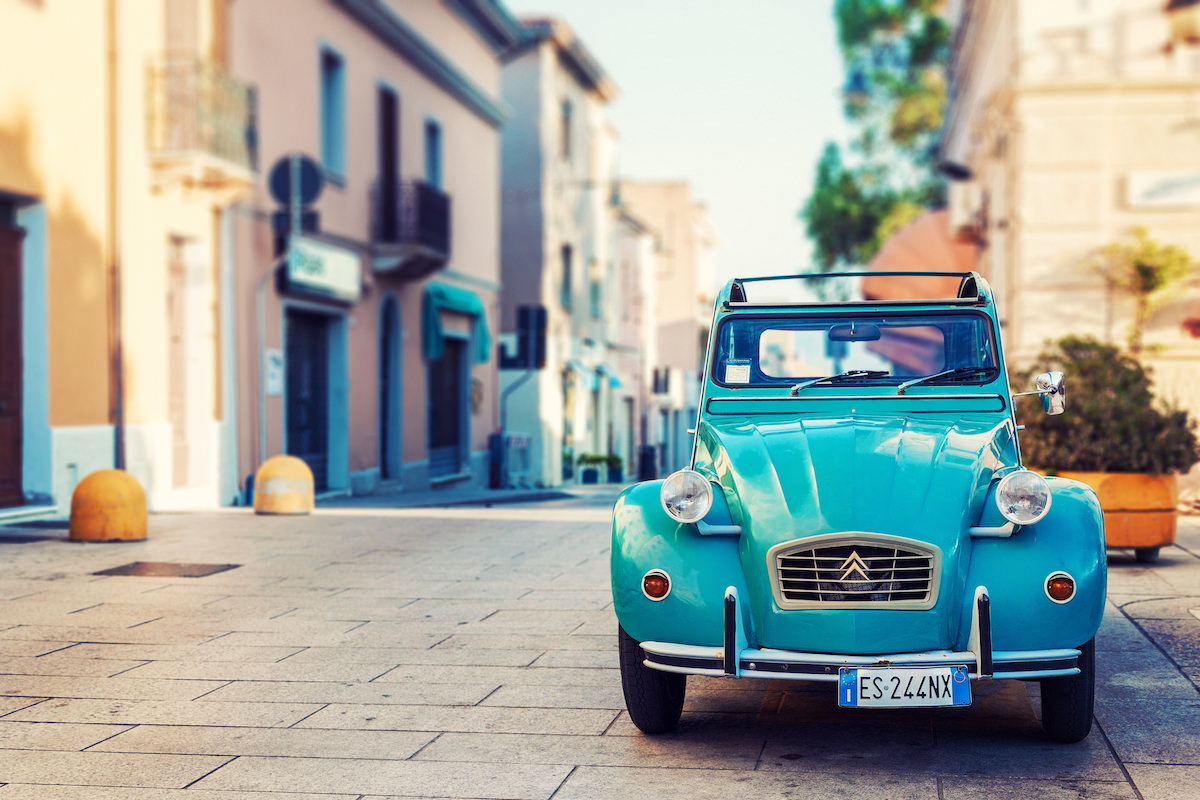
230, 0, 511, 494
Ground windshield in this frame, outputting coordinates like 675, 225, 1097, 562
713, 312, 999, 388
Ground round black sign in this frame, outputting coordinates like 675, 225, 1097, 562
268, 154, 324, 206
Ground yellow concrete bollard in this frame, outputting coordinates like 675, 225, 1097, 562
69, 469, 148, 542
253, 455, 314, 515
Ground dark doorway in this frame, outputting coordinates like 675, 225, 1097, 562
0, 224, 24, 507
377, 86, 400, 241
428, 337, 466, 478
378, 296, 401, 480
286, 309, 330, 491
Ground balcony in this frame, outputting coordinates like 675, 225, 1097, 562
146, 55, 258, 193
369, 180, 452, 280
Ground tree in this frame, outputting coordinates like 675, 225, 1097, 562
1091, 226, 1195, 357
802, 0, 950, 269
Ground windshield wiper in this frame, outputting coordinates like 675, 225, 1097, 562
896, 366, 997, 395
790, 370, 890, 396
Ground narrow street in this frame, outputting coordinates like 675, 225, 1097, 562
1, 491, 1198, 799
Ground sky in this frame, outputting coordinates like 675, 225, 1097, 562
503, 0, 852, 287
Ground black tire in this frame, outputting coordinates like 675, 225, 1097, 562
1039, 637, 1095, 743
1135, 547, 1160, 564
618, 624, 686, 734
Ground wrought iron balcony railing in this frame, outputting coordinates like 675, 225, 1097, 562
371, 179, 452, 253
146, 55, 258, 180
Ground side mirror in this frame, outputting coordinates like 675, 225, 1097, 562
1036, 371, 1065, 416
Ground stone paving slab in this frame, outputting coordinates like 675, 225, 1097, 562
414, 730, 764, 770
938, 777, 1136, 799
554, 764, 940, 800
0, 639, 73, 657
1123, 764, 1200, 800
6, 698, 325, 727
294, 703, 619, 735
432, 633, 614, 651
200, 678, 497, 706
0, 674, 225, 701
479, 683, 626, 710
117, 658, 398, 682
369, 664, 621, 687
0, 655, 150, 677
57, 642, 305, 662
280, 645, 543, 666
0, 750, 232, 789
0, 788, 358, 799
189, 756, 573, 798
0, 719, 131, 750
92, 723, 436, 759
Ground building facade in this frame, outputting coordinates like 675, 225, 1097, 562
942, 0, 1200, 417
1, 0, 257, 514
618, 180, 718, 475
0, 0, 522, 516
498, 17, 621, 487
228, 0, 521, 498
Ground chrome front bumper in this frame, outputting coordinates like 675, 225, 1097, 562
640, 586, 1081, 682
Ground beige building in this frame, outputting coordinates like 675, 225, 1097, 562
498, 16, 621, 487
942, 0, 1200, 417
228, 0, 520, 498
0, 0, 256, 514
619, 180, 718, 474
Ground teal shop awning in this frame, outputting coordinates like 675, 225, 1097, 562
422, 282, 492, 364
597, 363, 621, 388
565, 359, 598, 391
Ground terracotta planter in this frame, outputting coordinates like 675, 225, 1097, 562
1056, 471, 1178, 562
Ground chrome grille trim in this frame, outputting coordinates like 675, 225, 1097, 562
766, 533, 941, 610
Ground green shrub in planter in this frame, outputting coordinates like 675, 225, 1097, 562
1013, 335, 1198, 475
606, 455, 624, 483
577, 453, 605, 484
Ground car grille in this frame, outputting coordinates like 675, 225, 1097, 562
774, 538, 937, 608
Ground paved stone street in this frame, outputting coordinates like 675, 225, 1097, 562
1, 489, 1199, 799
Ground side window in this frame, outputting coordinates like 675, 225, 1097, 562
560, 99, 572, 160
320, 48, 345, 178
424, 120, 442, 189
560, 244, 573, 309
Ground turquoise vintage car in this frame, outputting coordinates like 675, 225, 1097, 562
612, 272, 1105, 743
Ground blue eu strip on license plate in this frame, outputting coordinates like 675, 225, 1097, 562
838, 665, 972, 708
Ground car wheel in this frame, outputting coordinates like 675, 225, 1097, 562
618, 624, 686, 734
1134, 547, 1160, 564
1039, 637, 1094, 743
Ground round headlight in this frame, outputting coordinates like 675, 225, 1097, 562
995, 470, 1052, 526
660, 469, 713, 524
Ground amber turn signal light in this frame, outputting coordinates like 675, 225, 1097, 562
1045, 573, 1075, 603
642, 570, 671, 601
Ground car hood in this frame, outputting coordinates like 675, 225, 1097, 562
696, 413, 1017, 546
694, 412, 1018, 652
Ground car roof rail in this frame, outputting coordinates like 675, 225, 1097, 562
717, 271, 992, 308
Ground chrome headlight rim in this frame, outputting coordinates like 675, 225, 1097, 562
659, 469, 714, 524
995, 469, 1052, 526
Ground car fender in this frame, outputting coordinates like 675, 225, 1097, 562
959, 476, 1106, 652
611, 481, 751, 647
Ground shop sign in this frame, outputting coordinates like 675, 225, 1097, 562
1126, 170, 1200, 209
287, 236, 361, 303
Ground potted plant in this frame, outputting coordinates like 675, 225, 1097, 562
577, 453, 605, 484
1014, 335, 1199, 563
606, 454, 624, 484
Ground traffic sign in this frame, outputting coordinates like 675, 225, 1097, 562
268, 154, 323, 207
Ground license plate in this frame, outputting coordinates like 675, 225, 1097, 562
838, 665, 971, 708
